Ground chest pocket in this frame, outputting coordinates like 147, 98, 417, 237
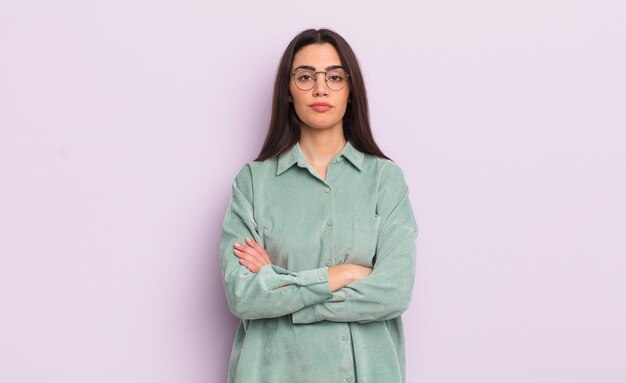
348, 214, 381, 266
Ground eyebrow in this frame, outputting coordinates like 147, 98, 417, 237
292, 65, 345, 72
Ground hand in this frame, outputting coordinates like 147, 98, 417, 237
233, 237, 272, 273
327, 264, 373, 292
349, 264, 373, 281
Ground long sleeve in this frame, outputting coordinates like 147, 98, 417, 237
291, 164, 419, 324
220, 164, 333, 320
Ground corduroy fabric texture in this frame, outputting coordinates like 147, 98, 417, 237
220, 140, 419, 383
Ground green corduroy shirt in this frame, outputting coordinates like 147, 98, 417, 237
220, 139, 419, 383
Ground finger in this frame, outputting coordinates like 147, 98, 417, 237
234, 243, 263, 263
244, 238, 272, 264
238, 257, 259, 273
234, 244, 263, 264
236, 254, 260, 273
234, 248, 264, 270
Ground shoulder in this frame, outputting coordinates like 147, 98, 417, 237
228, 158, 275, 208
366, 156, 411, 210
365, 155, 408, 188
231, 157, 278, 187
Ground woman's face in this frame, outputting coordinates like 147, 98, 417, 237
289, 43, 350, 133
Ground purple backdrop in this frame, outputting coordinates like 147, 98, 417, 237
1, 0, 625, 382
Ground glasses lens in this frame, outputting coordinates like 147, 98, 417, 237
326, 69, 348, 91
293, 69, 316, 90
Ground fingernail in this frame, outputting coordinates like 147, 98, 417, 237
245, 237, 252, 243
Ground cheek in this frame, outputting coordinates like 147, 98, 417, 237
290, 96, 309, 118
289, 87, 306, 108
337, 89, 349, 105
335, 93, 350, 115
292, 98, 308, 117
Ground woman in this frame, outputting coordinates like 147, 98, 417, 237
219, 28, 419, 383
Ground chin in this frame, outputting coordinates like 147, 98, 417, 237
303, 123, 342, 131
302, 118, 342, 130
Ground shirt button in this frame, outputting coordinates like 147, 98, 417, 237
318, 275, 324, 281
346, 376, 352, 382
325, 260, 332, 266
324, 187, 330, 193
341, 335, 348, 341
327, 220, 333, 226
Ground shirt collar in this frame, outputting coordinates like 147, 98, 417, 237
276, 140, 364, 176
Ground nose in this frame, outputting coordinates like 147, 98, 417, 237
312, 72, 328, 96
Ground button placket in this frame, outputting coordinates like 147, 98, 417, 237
337, 324, 356, 383
324, 180, 336, 288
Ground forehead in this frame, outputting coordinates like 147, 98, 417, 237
291, 43, 342, 70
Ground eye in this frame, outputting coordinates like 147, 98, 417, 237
327, 70, 347, 83
294, 70, 316, 82
328, 75, 344, 82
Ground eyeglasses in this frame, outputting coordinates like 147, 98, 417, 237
290, 67, 350, 91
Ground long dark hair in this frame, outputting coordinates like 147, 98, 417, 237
254, 28, 391, 162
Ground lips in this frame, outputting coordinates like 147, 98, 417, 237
310, 103, 333, 112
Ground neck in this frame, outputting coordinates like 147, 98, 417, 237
298, 127, 347, 167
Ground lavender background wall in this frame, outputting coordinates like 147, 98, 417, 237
1, 0, 625, 382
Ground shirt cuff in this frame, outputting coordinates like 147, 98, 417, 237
295, 267, 332, 307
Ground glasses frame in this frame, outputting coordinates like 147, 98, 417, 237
290, 68, 351, 91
